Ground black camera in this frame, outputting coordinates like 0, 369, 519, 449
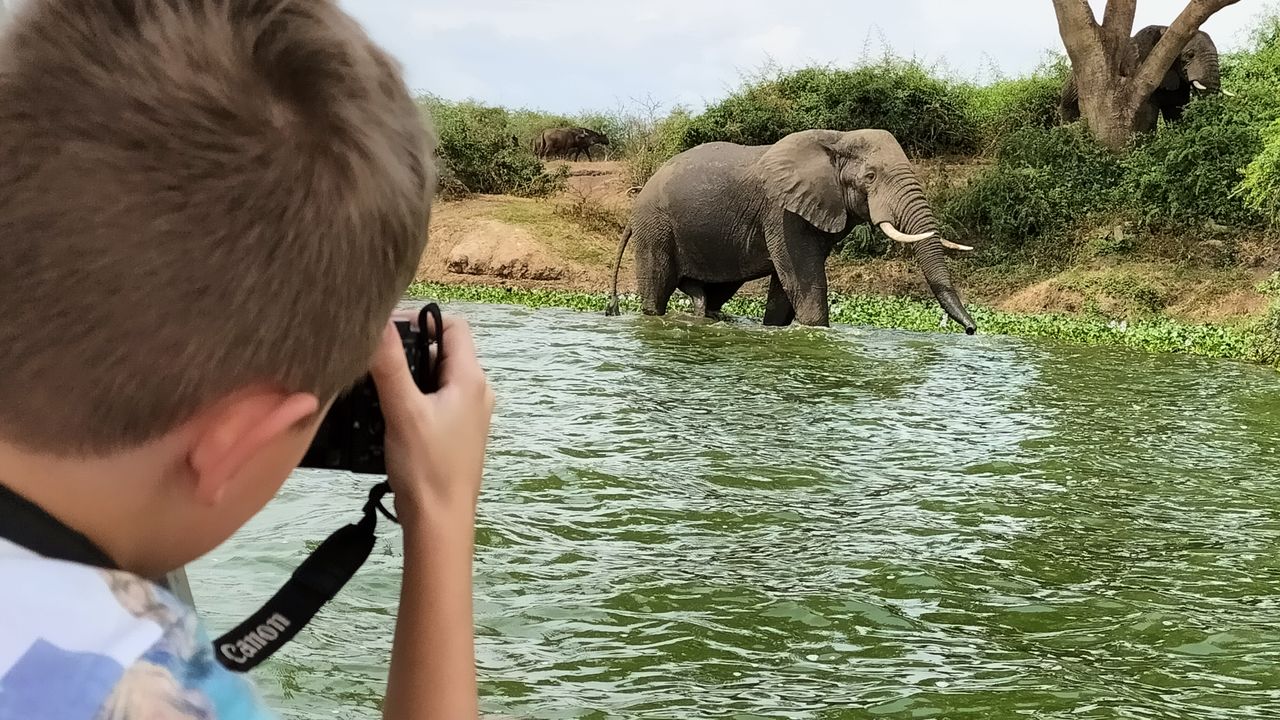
298, 304, 443, 475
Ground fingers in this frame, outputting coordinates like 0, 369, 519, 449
371, 313, 484, 401
370, 323, 420, 423
387, 308, 471, 362
435, 316, 482, 384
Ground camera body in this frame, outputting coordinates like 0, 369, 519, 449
298, 306, 441, 475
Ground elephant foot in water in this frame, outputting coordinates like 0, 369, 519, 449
680, 280, 743, 323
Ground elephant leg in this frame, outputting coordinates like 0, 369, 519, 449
1135, 103, 1159, 133
679, 280, 707, 318
635, 225, 678, 316
704, 281, 744, 319
763, 274, 796, 326
765, 211, 831, 326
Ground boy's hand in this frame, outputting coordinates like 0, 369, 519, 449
371, 311, 488, 719
369, 313, 494, 528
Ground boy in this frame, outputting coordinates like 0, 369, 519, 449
0, 1, 493, 718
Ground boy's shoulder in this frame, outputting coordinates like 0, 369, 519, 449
0, 539, 276, 720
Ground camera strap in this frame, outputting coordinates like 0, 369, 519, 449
0, 480, 398, 674
213, 303, 442, 673
211, 481, 400, 672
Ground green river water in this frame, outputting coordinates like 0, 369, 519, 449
189, 301, 1280, 719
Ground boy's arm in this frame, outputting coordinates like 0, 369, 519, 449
385, 504, 477, 719
370, 316, 493, 720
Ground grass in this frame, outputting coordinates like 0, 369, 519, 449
406, 281, 1276, 367
471, 196, 618, 267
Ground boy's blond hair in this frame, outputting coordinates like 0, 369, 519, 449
0, 0, 434, 454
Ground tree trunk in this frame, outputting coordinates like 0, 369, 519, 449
1081, 89, 1139, 151
1051, 0, 1245, 152
1076, 61, 1144, 151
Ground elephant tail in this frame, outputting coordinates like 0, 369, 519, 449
606, 225, 632, 316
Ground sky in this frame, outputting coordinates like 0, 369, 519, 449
340, 0, 1266, 114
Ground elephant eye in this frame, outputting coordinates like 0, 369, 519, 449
864, 172, 876, 185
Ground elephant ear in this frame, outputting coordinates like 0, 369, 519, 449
757, 130, 847, 234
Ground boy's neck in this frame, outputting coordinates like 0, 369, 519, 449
0, 438, 179, 579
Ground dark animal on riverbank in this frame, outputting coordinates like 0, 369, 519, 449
608, 129, 977, 333
536, 127, 610, 161
1060, 25, 1232, 129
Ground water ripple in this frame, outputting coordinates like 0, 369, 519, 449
190, 303, 1280, 719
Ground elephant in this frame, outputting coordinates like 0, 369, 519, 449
536, 127, 610, 161
605, 129, 978, 334
1059, 25, 1232, 129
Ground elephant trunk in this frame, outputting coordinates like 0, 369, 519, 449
873, 167, 977, 335
1189, 48, 1222, 93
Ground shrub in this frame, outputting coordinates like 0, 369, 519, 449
1231, 13, 1280, 225
682, 61, 979, 156
937, 124, 1123, 261
1240, 118, 1280, 223
555, 187, 628, 237
1122, 97, 1265, 228
964, 56, 1069, 151
1247, 273, 1280, 366
1222, 12, 1280, 117
422, 97, 567, 197
620, 106, 692, 187
834, 224, 888, 259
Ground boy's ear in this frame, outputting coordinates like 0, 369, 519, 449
187, 389, 320, 506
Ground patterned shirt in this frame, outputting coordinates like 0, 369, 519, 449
0, 538, 278, 719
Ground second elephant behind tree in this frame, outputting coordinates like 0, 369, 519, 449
607, 129, 977, 334
1060, 25, 1230, 130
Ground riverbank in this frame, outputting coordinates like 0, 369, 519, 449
407, 282, 1277, 367
413, 161, 1279, 368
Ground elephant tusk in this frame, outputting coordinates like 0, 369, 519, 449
879, 222, 934, 244
1223, 88, 1238, 98
941, 240, 975, 252
1193, 80, 1208, 91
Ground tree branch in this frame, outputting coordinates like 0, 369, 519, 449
1102, 0, 1138, 37
1129, 0, 1244, 107
1051, 0, 1103, 69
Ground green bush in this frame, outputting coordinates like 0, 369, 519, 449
422, 97, 567, 197
1115, 13, 1280, 230
1230, 14, 1280, 225
1240, 118, 1280, 223
1123, 97, 1264, 228
620, 107, 692, 186
834, 224, 889, 259
681, 61, 979, 156
1247, 273, 1280, 366
937, 124, 1123, 261
964, 57, 1069, 151
1222, 13, 1280, 118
